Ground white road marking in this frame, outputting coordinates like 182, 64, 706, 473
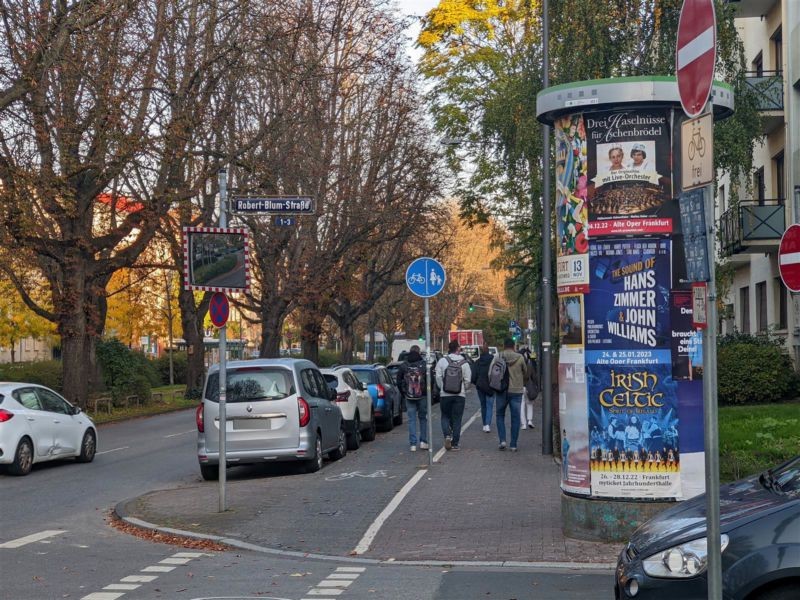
316, 580, 353, 587
96, 446, 129, 455
677, 26, 714, 70
172, 551, 211, 558
306, 590, 344, 596
164, 429, 195, 438
141, 565, 176, 572
81, 593, 125, 600
103, 584, 140, 591
335, 567, 365, 573
159, 557, 193, 564
0, 530, 66, 548
353, 468, 426, 554
120, 575, 158, 583
326, 573, 359, 579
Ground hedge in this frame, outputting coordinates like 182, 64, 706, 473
0, 360, 63, 392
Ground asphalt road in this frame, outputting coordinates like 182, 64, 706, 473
1, 408, 614, 599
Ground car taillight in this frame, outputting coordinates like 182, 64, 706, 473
376, 384, 385, 398
336, 390, 351, 402
298, 397, 310, 427
195, 404, 204, 432
0, 409, 13, 422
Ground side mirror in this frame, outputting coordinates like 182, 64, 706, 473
359, 383, 367, 391
72, 406, 82, 415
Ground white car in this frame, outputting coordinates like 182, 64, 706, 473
321, 367, 376, 450
0, 382, 97, 476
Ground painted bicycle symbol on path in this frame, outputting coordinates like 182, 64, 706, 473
325, 470, 387, 482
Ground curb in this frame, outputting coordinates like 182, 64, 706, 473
113, 496, 615, 572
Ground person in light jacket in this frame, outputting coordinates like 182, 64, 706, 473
435, 340, 472, 450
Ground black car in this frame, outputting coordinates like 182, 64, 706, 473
615, 455, 800, 600
343, 365, 403, 432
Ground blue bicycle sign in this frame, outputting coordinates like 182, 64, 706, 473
406, 257, 446, 298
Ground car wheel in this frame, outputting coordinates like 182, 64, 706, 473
346, 415, 361, 450
381, 404, 394, 432
200, 464, 219, 481
76, 429, 96, 463
330, 427, 347, 461
305, 435, 323, 473
9, 437, 34, 476
393, 401, 403, 426
362, 411, 377, 442
753, 584, 800, 600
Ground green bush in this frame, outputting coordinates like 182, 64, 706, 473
718, 334, 798, 405
0, 360, 63, 392
96, 338, 160, 401
316, 349, 341, 367
153, 351, 188, 385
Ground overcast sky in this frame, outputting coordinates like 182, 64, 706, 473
393, 0, 440, 62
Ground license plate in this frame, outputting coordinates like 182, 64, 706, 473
233, 418, 270, 430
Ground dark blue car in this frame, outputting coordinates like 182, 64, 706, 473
616, 455, 800, 600
344, 365, 403, 432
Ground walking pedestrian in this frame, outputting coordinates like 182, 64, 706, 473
520, 348, 538, 430
396, 345, 429, 453
470, 344, 495, 432
435, 340, 472, 450
491, 339, 528, 451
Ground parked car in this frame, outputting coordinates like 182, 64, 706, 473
0, 382, 97, 476
615, 455, 800, 600
386, 357, 440, 405
343, 365, 402, 431
196, 359, 346, 480
321, 367, 376, 450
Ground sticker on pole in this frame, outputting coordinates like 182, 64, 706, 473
209, 292, 230, 328
779, 224, 800, 292
406, 257, 446, 298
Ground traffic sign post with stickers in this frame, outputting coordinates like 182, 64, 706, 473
677, 1, 721, 596
406, 257, 446, 466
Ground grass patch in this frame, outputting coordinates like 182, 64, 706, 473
89, 384, 196, 425
719, 401, 800, 482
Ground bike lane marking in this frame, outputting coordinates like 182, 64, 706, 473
0, 529, 67, 548
301, 566, 366, 599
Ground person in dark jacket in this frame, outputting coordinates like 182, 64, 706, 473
396, 345, 429, 452
470, 344, 495, 432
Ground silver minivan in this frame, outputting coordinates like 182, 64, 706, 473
196, 359, 346, 480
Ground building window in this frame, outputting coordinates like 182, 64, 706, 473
775, 278, 788, 329
756, 282, 767, 332
740, 286, 750, 333
719, 184, 726, 213
753, 167, 765, 203
774, 152, 785, 201
772, 26, 782, 74
752, 52, 763, 76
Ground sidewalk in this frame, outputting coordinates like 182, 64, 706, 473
116, 392, 621, 566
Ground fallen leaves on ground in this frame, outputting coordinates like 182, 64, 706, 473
107, 513, 230, 552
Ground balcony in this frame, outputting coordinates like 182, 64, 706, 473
745, 71, 784, 133
719, 199, 785, 258
725, 0, 779, 18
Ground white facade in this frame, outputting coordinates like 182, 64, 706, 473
0, 337, 54, 364
717, 0, 800, 365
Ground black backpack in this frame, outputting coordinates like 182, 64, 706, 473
403, 362, 426, 399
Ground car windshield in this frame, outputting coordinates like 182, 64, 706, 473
205, 368, 295, 403
351, 370, 376, 385
760, 456, 800, 496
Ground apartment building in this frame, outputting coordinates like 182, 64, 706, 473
718, 0, 799, 364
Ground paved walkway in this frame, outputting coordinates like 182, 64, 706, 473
116, 392, 621, 566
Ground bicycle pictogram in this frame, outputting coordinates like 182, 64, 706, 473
407, 272, 425, 285
325, 470, 387, 481
688, 124, 706, 161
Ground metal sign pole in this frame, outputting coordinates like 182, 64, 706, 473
218, 169, 228, 512
424, 298, 433, 467
702, 180, 722, 598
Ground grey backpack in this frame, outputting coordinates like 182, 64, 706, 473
442, 357, 466, 394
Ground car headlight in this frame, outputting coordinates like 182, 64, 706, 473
642, 535, 729, 578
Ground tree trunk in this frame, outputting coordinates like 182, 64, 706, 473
179, 289, 208, 398
339, 321, 355, 364
300, 318, 322, 365
259, 310, 284, 358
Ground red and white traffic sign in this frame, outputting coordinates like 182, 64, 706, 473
779, 224, 800, 292
676, 0, 716, 118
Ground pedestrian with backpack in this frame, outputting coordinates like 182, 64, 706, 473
490, 339, 529, 451
396, 345, 429, 453
470, 344, 495, 432
435, 340, 472, 450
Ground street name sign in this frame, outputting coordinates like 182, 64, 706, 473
676, 0, 716, 118
209, 292, 230, 328
779, 224, 800, 292
233, 196, 315, 214
681, 113, 714, 191
406, 257, 446, 298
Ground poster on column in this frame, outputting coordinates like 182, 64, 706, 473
585, 238, 672, 351
554, 114, 590, 294
586, 355, 682, 499
585, 108, 674, 236
559, 346, 591, 494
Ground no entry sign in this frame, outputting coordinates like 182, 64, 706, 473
779, 224, 800, 292
209, 292, 230, 328
676, 0, 716, 118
